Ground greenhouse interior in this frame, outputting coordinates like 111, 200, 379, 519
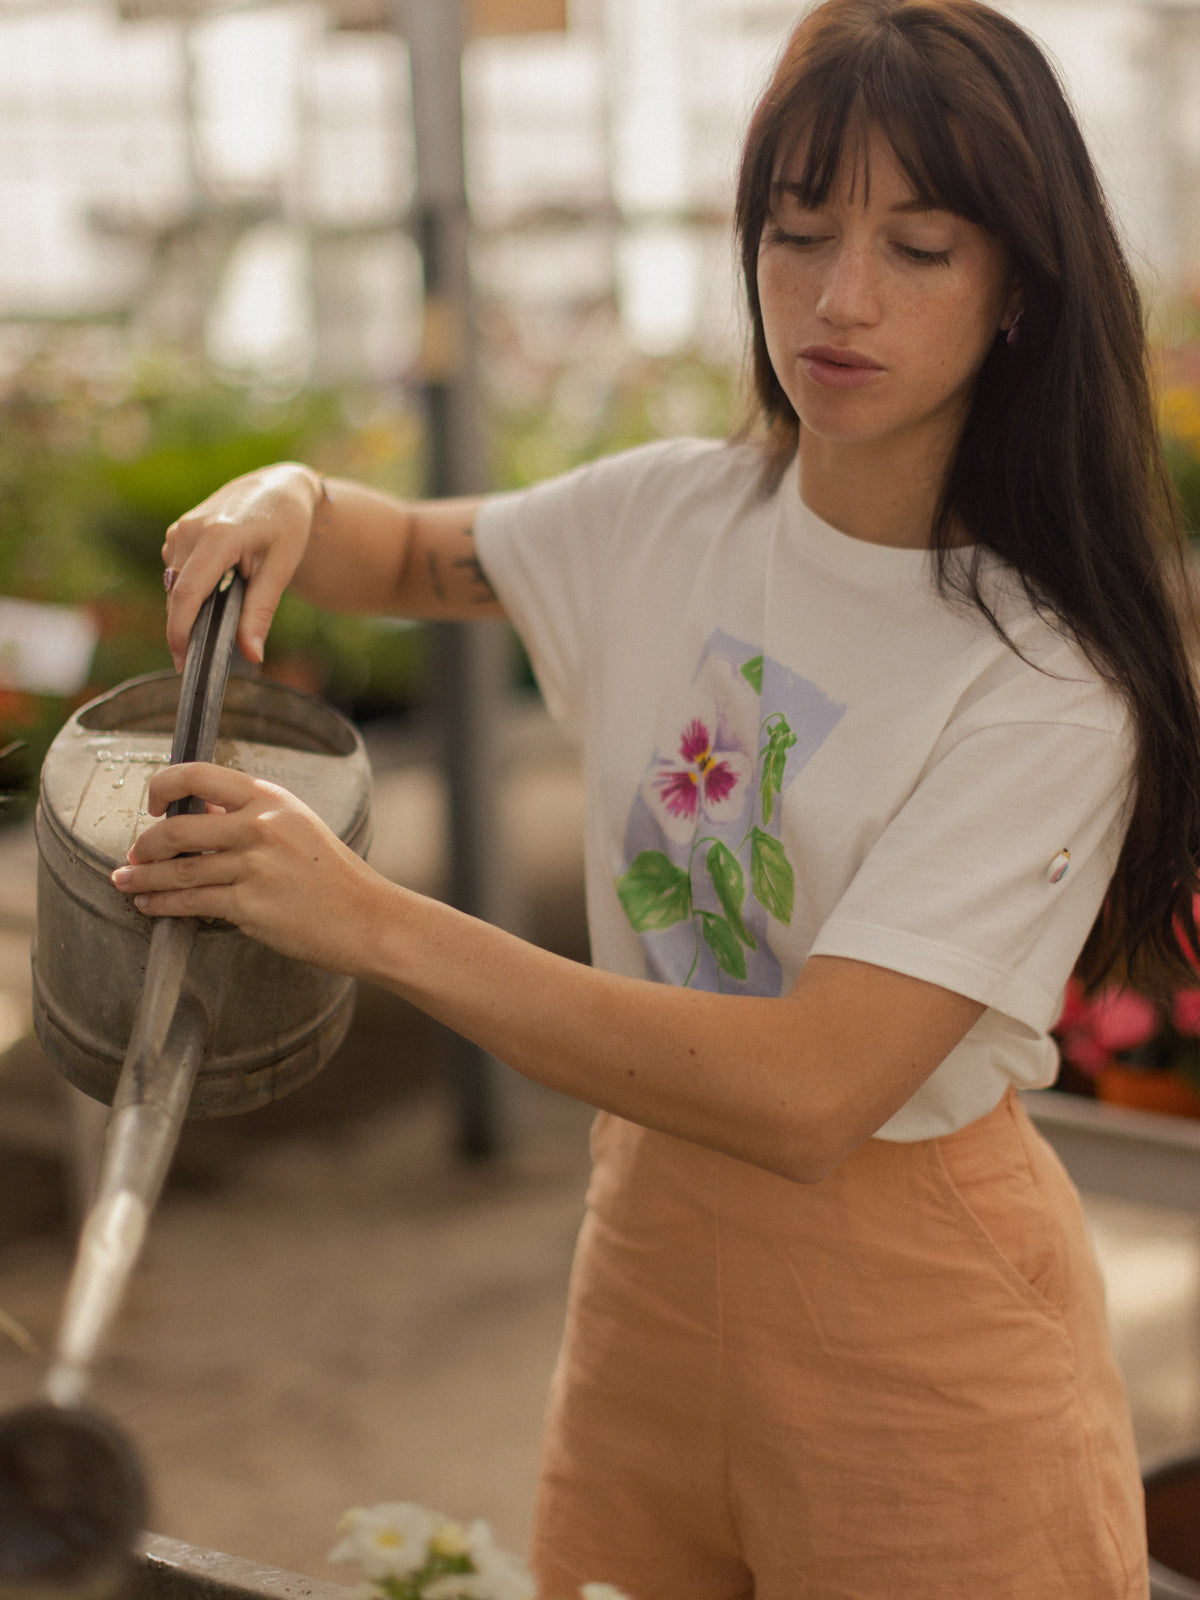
2, 0, 1200, 1596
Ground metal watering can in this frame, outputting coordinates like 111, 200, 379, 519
32, 577, 371, 1119
0, 574, 373, 1600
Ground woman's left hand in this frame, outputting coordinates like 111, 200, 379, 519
111, 762, 393, 976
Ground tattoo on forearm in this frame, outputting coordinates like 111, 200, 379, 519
454, 526, 497, 604
427, 550, 447, 603
452, 554, 498, 603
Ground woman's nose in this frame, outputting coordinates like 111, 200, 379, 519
815, 246, 880, 328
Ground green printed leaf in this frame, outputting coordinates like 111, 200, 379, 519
741, 654, 764, 694
616, 851, 692, 932
759, 717, 797, 825
706, 841, 757, 949
700, 911, 748, 981
759, 750, 782, 826
751, 827, 795, 924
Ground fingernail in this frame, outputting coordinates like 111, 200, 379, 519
172, 652, 184, 673
135, 895, 150, 911
111, 868, 132, 887
249, 636, 265, 664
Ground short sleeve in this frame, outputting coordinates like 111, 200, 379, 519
809, 709, 1133, 1036
475, 447, 669, 728
472, 473, 591, 728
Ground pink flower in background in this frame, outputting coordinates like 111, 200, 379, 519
1173, 892, 1200, 964
1053, 961, 1200, 1103
1173, 990, 1200, 1037
1088, 988, 1158, 1052
1056, 977, 1091, 1035
1054, 980, 1158, 1074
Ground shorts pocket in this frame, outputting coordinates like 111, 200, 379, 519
927, 1101, 1070, 1322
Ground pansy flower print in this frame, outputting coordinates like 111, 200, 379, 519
654, 718, 744, 825
644, 654, 758, 843
618, 630, 845, 995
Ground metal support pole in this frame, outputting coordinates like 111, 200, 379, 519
402, 0, 510, 1159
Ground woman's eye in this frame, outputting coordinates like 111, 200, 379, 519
897, 243, 952, 266
768, 223, 823, 248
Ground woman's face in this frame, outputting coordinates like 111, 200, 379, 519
756, 125, 1018, 466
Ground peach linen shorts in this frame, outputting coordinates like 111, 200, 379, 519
531, 1089, 1148, 1599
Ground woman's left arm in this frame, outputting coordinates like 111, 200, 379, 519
113, 763, 983, 1185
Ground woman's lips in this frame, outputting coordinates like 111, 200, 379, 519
799, 346, 885, 390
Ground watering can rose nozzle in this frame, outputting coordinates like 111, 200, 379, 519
0, 1402, 148, 1600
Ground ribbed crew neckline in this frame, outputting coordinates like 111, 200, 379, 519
771, 461, 977, 592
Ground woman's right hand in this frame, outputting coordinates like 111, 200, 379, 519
162, 461, 325, 671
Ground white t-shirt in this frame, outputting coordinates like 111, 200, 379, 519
474, 437, 1133, 1140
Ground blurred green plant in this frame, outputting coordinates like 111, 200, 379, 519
483, 306, 741, 491
0, 329, 429, 824
1159, 382, 1200, 539
0, 313, 747, 826
1152, 294, 1200, 539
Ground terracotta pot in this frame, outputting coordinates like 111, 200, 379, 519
1095, 1063, 1200, 1119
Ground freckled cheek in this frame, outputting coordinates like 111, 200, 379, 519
899, 287, 995, 369
757, 272, 792, 357
758, 253, 812, 317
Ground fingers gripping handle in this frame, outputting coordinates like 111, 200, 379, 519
167, 568, 246, 818
146, 564, 247, 1070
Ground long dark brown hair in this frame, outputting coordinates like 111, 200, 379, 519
734, 0, 1200, 996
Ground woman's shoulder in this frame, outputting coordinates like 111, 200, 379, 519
562, 435, 766, 504
480, 437, 770, 555
950, 560, 1130, 741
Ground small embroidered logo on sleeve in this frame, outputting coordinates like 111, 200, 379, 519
1049, 848, 1070, 884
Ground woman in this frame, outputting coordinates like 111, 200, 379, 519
113, 2, 1200, 1594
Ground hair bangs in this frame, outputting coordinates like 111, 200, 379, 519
776, 37, 997, 231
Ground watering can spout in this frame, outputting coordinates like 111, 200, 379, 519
47, 922, 209, 1410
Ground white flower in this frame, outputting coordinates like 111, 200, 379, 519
422, 1540, 536, 1600
328, 1503, 436, 1580
464, 1520, 499, 1561
428, 1516, 471, 1560
579, 1586, 634, 1600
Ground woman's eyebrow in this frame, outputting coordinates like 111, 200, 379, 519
889, 196, 946, 214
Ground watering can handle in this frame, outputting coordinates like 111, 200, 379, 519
166, 569, 246, 818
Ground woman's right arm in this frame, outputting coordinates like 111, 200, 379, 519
162, 461, 502, 670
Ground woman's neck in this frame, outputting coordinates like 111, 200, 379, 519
796, 431, 958, 550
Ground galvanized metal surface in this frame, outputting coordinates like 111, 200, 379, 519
46, 958, 208, 1408
132, 1537, 353, 1600
31, 671, 372, 1118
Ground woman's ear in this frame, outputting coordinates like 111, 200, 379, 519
1000, 281, 1024, 341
